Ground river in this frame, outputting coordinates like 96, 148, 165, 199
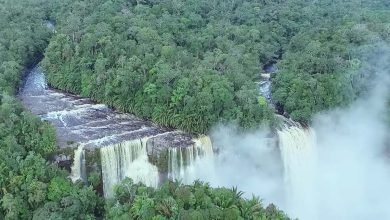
20, 66, 214, 197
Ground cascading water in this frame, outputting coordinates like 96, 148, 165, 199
194, 135, 214, 156
70, 145, 86, 182
168, 135, 214, 183
100, 138, 159, 197
256, 65, 319, 217
277, 124, 318, 219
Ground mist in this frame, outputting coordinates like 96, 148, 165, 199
310, 70, 390, 220
188, 53, 390, 219
189, 125, 285, 204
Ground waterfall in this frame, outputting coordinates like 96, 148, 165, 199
100, 138, 159, 197
70, 145, 86, 182
168, 135, 214, 183
277, 125, 318, 219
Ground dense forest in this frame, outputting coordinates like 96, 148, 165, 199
1, 0, 390, 219
0, 0, 101, 219
42, 0, 390, 132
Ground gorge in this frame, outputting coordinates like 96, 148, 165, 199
20, 62, 390, 220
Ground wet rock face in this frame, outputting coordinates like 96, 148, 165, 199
263, 62, 278, 73
19, 67, 196, 153
147, 132, 194, 154
52, 154, 73, 172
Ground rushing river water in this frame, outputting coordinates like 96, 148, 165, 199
20, 67, 214, 197
20, 67, 197, 149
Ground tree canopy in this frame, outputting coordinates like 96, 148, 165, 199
41, 0, 390, 130
0, 1, 101, 219
106, 178, 290, 220
1, 0, 390, 219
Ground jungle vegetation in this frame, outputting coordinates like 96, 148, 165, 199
106, 178, 289, 220
1, 0, 390, 219
42, 0, 390, 132
0, 0, 101, 219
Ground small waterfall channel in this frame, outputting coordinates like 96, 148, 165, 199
100, 138, 159, 197
70, 145, 86, 182
168, 136, 214, 182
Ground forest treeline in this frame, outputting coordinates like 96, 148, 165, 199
42, 0, 390, 132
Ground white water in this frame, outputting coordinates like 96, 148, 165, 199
100, 138, 159, 197
97, 135, 214, 197
278, 125, 318, 219
70, 144, 86, 182
168, 135, 214, 182
21, 67, 47, 96
67, 128, 216, 199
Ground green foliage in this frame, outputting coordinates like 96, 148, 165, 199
42, 0, 390, 131
42, 0, 306, 133
0, 0, 52, 96
88, 171, 102, 189
271, 0, 390, 122
0, 1, 101, 219
47, 177, 74, 201
2, 0, 390, 219
106, 179, 290, 220
0, 94, 100, 219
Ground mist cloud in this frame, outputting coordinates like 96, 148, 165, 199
188, 49, 390, 220
309, 62, 390, 220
